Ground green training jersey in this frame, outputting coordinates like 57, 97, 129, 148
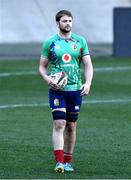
41, 33, 89, 91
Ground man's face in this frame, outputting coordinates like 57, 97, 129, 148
58, 15, 73, 33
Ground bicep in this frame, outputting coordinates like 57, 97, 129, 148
40, 56, 48, 67
82, 55, 92, 66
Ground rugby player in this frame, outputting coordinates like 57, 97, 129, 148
39, 10, 93, 173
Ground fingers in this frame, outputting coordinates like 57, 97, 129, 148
49, 81, 60, 90
80, 84, 90, 96
45, 76, 60, 90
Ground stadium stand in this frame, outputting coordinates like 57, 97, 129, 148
113, 7, 131, 57
0, 0, 131, 59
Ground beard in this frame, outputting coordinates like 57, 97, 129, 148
59, 25, 72, 33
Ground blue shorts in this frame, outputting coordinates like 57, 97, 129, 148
49, 89, 82, 113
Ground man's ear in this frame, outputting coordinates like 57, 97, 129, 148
56, 21, 59, 27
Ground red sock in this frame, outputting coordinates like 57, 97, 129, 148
54, 150, 64, 163
64, 152, 72, 163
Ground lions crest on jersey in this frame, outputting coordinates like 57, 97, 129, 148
71, 44, 77, 51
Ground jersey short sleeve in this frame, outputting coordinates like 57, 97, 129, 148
81, 37, 90, 56
41, 39, 50, 59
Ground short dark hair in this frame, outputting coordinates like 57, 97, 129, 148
55, 10, 73, 22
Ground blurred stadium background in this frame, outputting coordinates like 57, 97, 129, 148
0, 0, 131, 59
0, 0, 131, 179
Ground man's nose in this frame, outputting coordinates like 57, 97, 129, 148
67, 21, 71, 24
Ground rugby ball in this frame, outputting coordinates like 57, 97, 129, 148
50, 72, 68, 89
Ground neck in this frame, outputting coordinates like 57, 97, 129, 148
58, 31, 72, 38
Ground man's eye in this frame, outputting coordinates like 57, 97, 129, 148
62, 20, 72, 23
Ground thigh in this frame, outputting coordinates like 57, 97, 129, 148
49, 89, 66, 110
66, 90, 82, 113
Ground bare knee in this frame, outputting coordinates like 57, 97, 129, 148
65, 122, 76, 133
54, 120, 66, 132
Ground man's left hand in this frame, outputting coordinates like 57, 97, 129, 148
80, 83, 90, 96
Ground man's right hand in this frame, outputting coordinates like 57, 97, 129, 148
46, 76, 60, 90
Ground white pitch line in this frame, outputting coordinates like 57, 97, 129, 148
94, 66, 131, 72
0, 103, 48, 109
0, 66, 131, 77
0, 99, 131, 109
0, 71, 37, 77
83, 99, 131, 104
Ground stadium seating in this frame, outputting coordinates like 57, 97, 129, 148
0, 0, 131, 58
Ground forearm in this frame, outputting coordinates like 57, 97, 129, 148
39, 65, 49, 82
81, 55, 93, 96
84, 61, 93, 87
39, 57, 51, 84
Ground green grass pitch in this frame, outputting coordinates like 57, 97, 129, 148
0, 57, 131, 179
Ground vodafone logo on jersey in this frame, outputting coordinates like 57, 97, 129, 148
62, 53, 71, 63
